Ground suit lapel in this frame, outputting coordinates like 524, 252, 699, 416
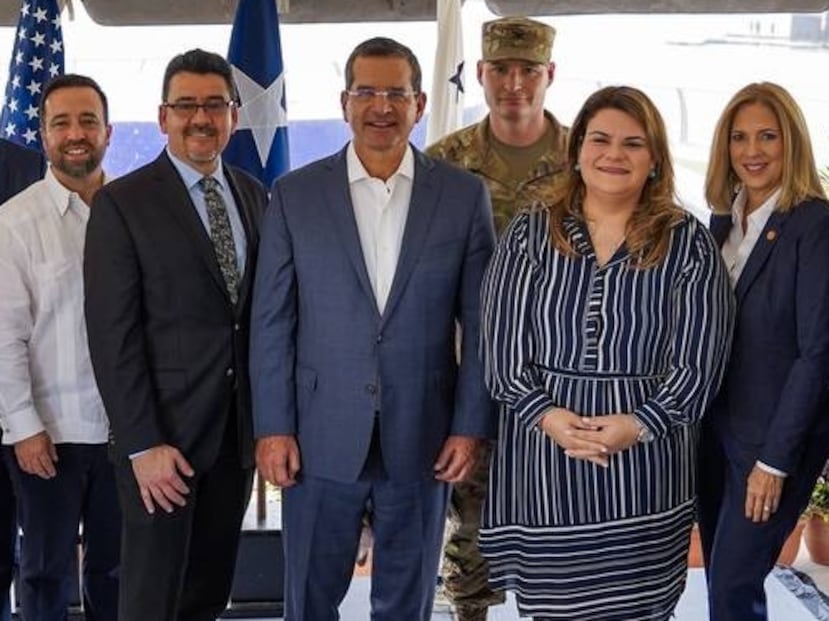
381, 151, 438, 325
153, 153, 229, 302
735, 210, 789, 304
323, 149, 377, 313
224, 164, 258, 310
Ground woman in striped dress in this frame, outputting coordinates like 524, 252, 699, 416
479, 86, 734, 620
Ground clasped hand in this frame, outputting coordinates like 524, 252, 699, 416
538, 408, 641, 467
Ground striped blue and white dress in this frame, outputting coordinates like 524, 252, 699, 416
479, 209, 733, 620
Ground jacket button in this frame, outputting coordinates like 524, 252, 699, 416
376, 334, 383, 344
365, 384, 376, 394
226, 368, 235, 377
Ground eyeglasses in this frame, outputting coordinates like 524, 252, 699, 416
162, 99, 236, 118
345, 88, 418, 104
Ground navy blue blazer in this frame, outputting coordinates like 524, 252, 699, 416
709, 198, 829, 474
250, 145, 497, 484
0, 139, 45, 205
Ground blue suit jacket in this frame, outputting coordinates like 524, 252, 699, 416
250, 145, 496, 484
709, 198, 829, 475
0, 139, 44, 205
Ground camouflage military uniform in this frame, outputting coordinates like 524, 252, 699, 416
426, 110, 569, 619
427, 111, 569, 234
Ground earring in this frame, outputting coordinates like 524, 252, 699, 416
574, 163, 581, 172
648, 168, 657, 179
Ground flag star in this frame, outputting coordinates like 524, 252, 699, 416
33, 7, 48, 22
4, 122, 16, 137
23, 127, 38, 144
52, 15, 61, 29
24, 103, 38, 120
231, 66, 288, 167
449, 61, 465, 102
48, 63, 60, 77
31, 31, 46, 47
15, 51, 24, 65
28, 56, 44, 72
25, 80, 41, 96
21, 3, 30, 17
18, 27, 27, 41
50, 39, 62, 54
11, 75, 21, 89
8, 99, 18, 113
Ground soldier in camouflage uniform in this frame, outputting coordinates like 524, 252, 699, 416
425, 16, 569, 621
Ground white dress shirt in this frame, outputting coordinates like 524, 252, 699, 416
346, 142, 414, 315
721, 187, 780, 286
0, 168, 109, 445
721, 186, 787, 477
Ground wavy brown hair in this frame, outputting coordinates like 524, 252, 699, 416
547, 85, 684, 269
704, 82, 826, 215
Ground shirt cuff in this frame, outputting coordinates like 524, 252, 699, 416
514, 388, 557, 430
1, 408, 46, 444
756, 460, 788, 478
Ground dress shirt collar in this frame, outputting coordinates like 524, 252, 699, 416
346, 141, 414, 185
43, 166, 110, 217
166, 147, 230, 193
730, 186, 780, 234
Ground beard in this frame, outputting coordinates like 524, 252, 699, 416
52, 142, 104, 179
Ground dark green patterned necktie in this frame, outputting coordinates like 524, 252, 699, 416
199, 176, 240, 304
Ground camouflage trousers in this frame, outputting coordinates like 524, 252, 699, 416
441, 444, 505, 617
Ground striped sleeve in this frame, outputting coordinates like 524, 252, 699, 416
480, 211, 555, 429
633, 219, 735, 437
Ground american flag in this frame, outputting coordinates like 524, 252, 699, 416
0, 0, 64, 151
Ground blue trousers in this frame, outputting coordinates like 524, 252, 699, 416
3, 443, 121, 621
698, 422, 829, 621
282, 430, 450, 621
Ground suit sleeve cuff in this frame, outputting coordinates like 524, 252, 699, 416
756, 460, 788, 478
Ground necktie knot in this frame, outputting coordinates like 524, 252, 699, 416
199, 176, 219, 193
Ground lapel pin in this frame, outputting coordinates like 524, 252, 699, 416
766, 230, 777, 242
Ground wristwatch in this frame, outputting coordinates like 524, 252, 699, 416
636, 420, 654, 443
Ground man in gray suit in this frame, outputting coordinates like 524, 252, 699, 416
251, 37, 496, 620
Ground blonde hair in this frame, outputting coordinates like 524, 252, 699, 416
547, 85, 683, 269
705, 82, 826, 214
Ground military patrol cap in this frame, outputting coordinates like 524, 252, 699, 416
481, 17, 555, 64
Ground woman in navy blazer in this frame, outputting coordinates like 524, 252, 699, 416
698, 82, 829, 621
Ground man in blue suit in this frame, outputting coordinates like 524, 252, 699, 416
0, 138, 45, 621
251, 37, 496, 620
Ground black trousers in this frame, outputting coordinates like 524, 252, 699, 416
115, 412, 253, 621
0, 431, 15, 621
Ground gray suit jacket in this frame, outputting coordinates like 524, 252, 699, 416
250, 145, 496, 483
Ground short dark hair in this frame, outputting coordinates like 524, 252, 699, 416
344, 37, 422, 93
162, 48, 238, 102
40, 73, 109, 126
